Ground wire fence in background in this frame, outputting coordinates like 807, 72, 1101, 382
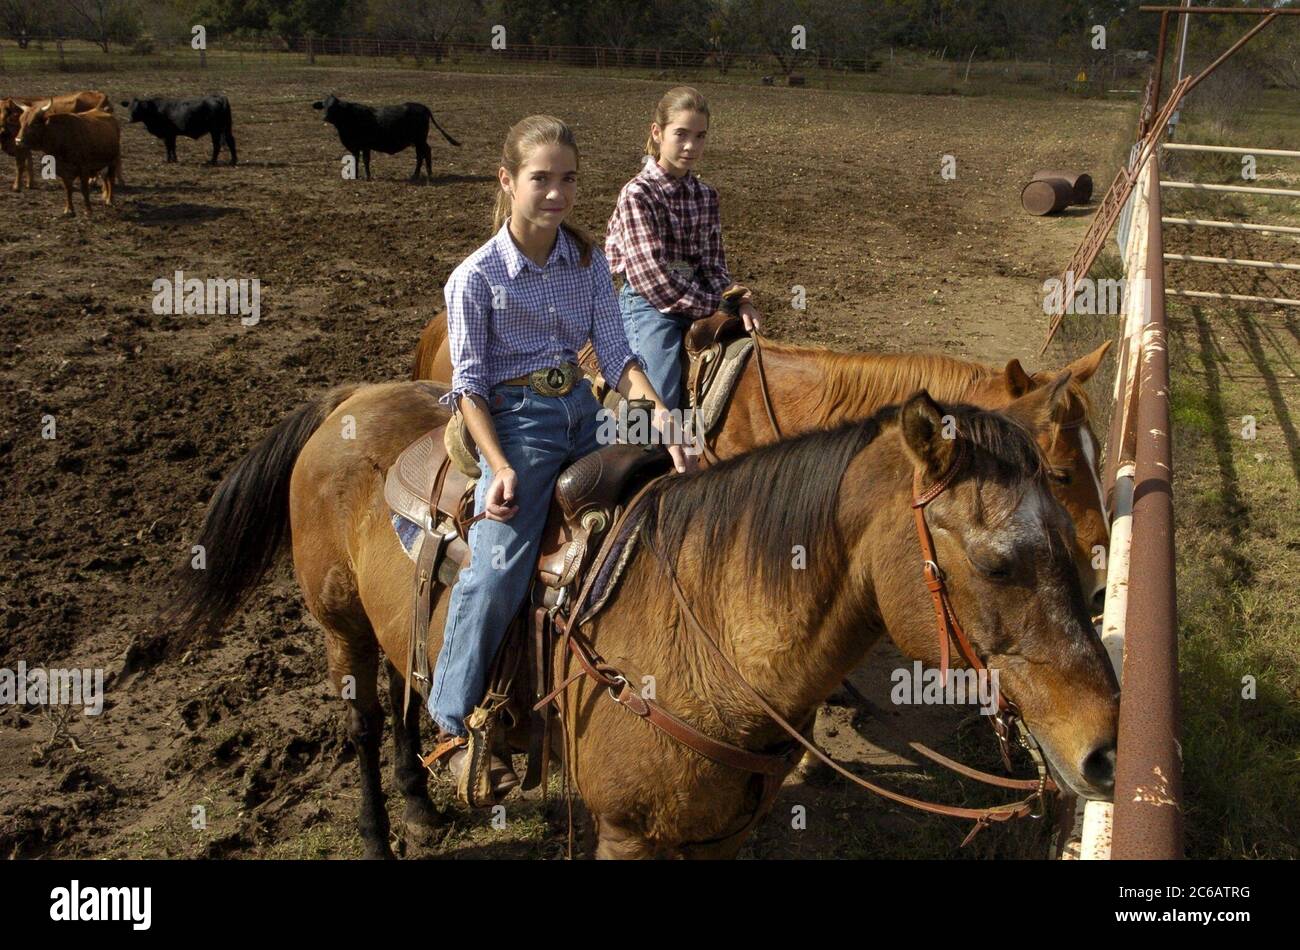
0, 34, 1151, 96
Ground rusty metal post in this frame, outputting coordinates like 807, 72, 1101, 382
1151, 10, 1170, 113
1112, 157, 1184, 859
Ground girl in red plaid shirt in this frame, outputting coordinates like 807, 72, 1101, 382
605, 86, 762, 411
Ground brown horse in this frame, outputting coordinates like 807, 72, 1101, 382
171, 375, 1118, 859
410, 312, 1112, 611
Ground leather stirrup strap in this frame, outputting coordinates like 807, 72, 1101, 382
404, 456, 454, 719
522, 604, 550, 793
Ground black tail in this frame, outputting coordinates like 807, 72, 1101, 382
164, 384, 360, 643
423, 107, 460, 148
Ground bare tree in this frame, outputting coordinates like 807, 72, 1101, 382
696, 0, 750, 74
369, 0, 478, 62
0, 0, 46, 48
66, 0, 142, 53
586, 0, 650, 64
738, 0, 807, 77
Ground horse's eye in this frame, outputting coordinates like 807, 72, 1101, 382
971, 557, 1014, 581
1050, 469, 1073, 486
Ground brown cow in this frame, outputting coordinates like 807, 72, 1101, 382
1, 91, 115, 191
14, 102, 121, 217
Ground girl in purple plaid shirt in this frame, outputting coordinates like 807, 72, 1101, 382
427, 115, 692, 798
606, 86, 763, 411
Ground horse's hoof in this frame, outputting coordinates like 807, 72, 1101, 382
403, 797, 441, 835
361, 841, 395, 860
795, 754, 835, 787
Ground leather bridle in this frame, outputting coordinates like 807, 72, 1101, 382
538, 436, 1058, 850
910, 442, 1057, 790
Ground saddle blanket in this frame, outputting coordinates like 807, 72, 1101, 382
392, 513, 423, 560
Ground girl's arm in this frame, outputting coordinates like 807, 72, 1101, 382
590, 251, 694, 473
618, 189, 721, 319
443, 267, 517, 517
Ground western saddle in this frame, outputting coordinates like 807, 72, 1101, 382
385, 303, 755, 807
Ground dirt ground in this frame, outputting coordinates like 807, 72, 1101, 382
0, 63, 1131, 859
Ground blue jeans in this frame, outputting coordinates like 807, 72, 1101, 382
619, 282, 693, 411
428, 379, 602, 737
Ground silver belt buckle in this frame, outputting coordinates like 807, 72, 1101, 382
528, 363, 576, 397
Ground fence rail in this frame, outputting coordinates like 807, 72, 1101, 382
1167, 288, 1300, 305
1161, 141, 1300, 307
1162, 142, 1300, 158
1060, 149, 1184, 862
1162, 216, 1300, 236
1162, 180, 1300, 198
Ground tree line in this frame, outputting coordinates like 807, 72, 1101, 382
3, 0, 1296, 88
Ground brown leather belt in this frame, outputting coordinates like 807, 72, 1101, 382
499, 362, 581, 397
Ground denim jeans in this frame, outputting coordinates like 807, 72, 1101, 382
619, 282, 694, 411
428, 379, 602, 737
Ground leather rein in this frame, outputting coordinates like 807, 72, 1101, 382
537, 438, 1058, 847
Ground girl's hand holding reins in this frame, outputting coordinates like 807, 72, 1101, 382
738, 291, 762, 333
654, 407, 699, 475
484, 465, 519, 521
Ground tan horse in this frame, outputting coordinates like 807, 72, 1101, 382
410, 313, 1112, 611
171, 376, 1118, 859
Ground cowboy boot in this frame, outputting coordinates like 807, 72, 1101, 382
423, 731, 520, 803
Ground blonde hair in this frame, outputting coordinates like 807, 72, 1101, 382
644, 86, 710, 159
492, 114, 592, 266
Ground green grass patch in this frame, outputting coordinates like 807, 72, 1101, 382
1167, 301, 1300, 859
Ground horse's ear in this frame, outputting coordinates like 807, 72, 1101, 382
1007, 370, 1072, 431
900, 390, 957, 478
1003, 358, 1034, 397
1063, 339, 1112, 384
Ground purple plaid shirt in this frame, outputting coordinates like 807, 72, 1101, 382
440, 222, 645, 409
605, 159, 731, 319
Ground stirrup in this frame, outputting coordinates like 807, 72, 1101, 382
420, 733, 467, 775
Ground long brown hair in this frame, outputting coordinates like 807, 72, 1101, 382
493, 114, 593, 266
644, 86, 710, 159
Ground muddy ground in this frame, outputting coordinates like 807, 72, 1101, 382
0, 63, 1130, 858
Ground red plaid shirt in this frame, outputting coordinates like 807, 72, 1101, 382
605, 159, 731, 319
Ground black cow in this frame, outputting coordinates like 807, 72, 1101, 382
119, 95, 236, 165
311, 94, 460, 181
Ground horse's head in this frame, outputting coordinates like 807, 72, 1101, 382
883, 380, 1119, 800
967, 341, 1112, 614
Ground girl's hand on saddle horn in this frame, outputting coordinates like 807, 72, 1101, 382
728, 285, 761, 333
484, 465, 519, 522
